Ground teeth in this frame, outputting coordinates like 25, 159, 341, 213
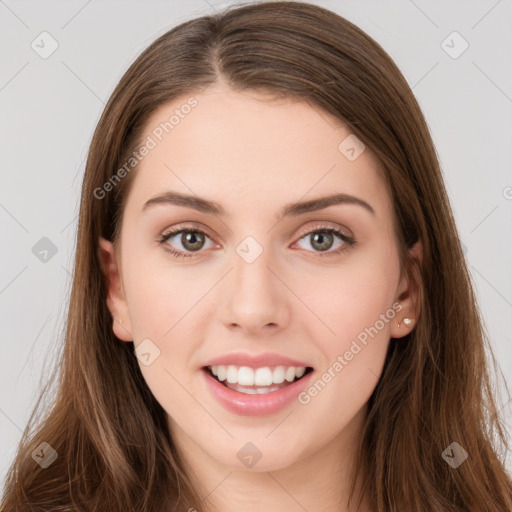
227, 383, 282, 394
216, 365, 227, 382
272, 366, 285, 384
285, 367, 296, 382
295, 367, 306, 378
226, 365, 238, 384
210, 365, 308, 386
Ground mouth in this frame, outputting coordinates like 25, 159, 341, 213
202, 365, 314, 395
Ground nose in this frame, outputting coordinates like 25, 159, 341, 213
218, 247, 290, 335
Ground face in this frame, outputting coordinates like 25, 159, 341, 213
99, 83, 420, 474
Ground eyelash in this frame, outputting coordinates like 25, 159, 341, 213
157, 223, 357, 260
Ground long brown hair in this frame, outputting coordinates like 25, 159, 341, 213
2, 2, 511, 511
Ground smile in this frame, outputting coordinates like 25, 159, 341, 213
206, 364, 313, 394
201, 365, 315, 416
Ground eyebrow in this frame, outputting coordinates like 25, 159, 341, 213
141, 190, 375, 219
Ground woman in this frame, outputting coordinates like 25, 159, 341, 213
2, 2, 511, 511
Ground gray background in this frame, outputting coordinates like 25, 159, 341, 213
1, 0, 511, 489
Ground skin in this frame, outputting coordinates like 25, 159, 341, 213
98, 82, 422, 512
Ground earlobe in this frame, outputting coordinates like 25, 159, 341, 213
390, 240, 423, 339
98, 236, 133, 342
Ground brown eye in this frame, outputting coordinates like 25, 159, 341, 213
179, 231, 206, 251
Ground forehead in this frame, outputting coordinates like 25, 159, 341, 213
125, 85, 390, 219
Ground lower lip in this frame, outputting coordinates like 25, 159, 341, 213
201, 368, 314, 417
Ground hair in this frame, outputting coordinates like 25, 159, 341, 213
2, 1, 511, 511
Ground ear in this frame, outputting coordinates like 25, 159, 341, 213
98, 236, 133, 342
390, 240, 423, 339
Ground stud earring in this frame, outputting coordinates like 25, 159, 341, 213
398, 317, 414, 328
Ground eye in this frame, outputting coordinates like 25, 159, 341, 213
293, 224, 356, 256
157, 223, 357, 260
157, 226, 215, 259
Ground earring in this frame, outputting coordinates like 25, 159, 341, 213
398, 317, 414, 328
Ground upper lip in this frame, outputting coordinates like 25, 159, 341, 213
202, 352, 313, 369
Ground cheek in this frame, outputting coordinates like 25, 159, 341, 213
295, 254, 397, 430
298, 245, 400, 348
122, 248, 199, 337
122, 268, 207, 415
